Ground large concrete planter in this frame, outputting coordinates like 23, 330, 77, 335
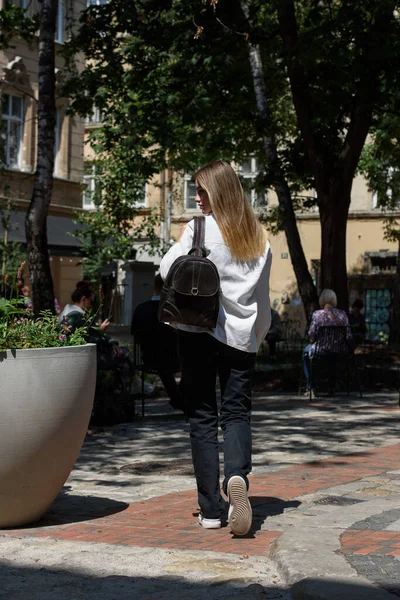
0, 344, 96, 528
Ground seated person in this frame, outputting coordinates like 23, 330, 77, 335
131, 274, 183, 411
303, 288, 351, 396
60, 283, 128, 372
265, 309, 283, 358
349, 299, 367, 347
58, 281, 95, 324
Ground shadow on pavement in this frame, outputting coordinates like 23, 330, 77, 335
292, 576, 399, 599
0, 563, 289, 600
250, 497, 301, 532
67, 392, 400, 492
15, 494, 129, 529
1, 563, 398, 599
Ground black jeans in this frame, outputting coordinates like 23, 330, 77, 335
158, 371, 182, 408
178, 330, 256, 519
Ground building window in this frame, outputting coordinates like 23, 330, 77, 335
9, 0, 27, 8
239, 158, 266, 208
54, 107, 62, 175
85, 105, 103, 125
136, 184, 147, 208
55, 0, 64, 44
82, 164, 102, 209
365, 289, 391, 342
125, 182, 147, 208
372, 167, 394, 210
1, 94, 24, 169
184, 174, 197, 210
88, 0, 108, 5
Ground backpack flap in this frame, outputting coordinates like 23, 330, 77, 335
172, 257, 220, 297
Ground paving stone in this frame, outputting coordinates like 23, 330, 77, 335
350, 508, 400, 531
345, 556, 400, 598
385, 519, 400, 531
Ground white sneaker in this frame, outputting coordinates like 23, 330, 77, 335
198, 513, 221, 529
227, 475, 252, 536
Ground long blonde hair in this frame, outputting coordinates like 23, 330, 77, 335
195, 160, 267, 261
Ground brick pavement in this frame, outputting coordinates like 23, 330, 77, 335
3, 442, 400, 565
340, 505, 400, 596
341, 530, 400, 556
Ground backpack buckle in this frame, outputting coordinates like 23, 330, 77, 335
191, 287, 199, 296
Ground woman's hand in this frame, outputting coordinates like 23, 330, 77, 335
99, 318, 110, 331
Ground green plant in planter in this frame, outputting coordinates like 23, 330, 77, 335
0, 296, 87, 350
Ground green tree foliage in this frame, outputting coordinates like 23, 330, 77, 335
360, 113, 400, 239
0, 4, 39, 50
64, 0, 400, 314
0, 199, 26, 287
73, 149, 163, 284
359, 110, 400, 341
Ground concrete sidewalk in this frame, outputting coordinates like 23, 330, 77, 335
1, 391, 400, 599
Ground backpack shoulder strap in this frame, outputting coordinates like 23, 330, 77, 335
191, 216, 206, 257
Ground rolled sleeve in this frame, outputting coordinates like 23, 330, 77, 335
160, 223, 194, 280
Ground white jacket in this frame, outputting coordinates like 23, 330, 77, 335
57, 304, 84, 324
159, 214, 272, 353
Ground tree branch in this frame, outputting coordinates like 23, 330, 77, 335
339, 0, 398, 184
277, 0, 324, 183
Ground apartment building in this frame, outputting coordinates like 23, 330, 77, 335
0, 0, 86, 308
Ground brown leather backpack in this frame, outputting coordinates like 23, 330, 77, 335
158, 216, 220, 328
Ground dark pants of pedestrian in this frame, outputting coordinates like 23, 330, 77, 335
178, 330, 256, 520
158, 371, 183, 410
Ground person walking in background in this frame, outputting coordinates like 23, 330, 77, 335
303, 288, 351, 397
160, 160, 272, 536
131, 274, 183, 411
266, 308, 283, 359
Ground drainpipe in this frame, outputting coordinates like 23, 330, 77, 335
166, 189, 171, 244
165, 169, 173, 244
159, 167, 165, 244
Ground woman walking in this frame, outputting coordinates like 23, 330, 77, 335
160, 160, 272, 536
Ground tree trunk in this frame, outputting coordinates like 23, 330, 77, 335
240, 1, 318, 320
319, 184, 351, 311
275, 0, 398, 317
25, 0, 57, 315
390, 239, 400, 344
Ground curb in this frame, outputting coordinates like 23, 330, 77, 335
269, 504, 400, 599
270, 526, 357, 586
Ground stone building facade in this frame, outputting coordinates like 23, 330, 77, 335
0, 0, 86, 308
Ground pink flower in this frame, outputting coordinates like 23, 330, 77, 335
59, 334, 67, 341
17, 261, 26, 281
